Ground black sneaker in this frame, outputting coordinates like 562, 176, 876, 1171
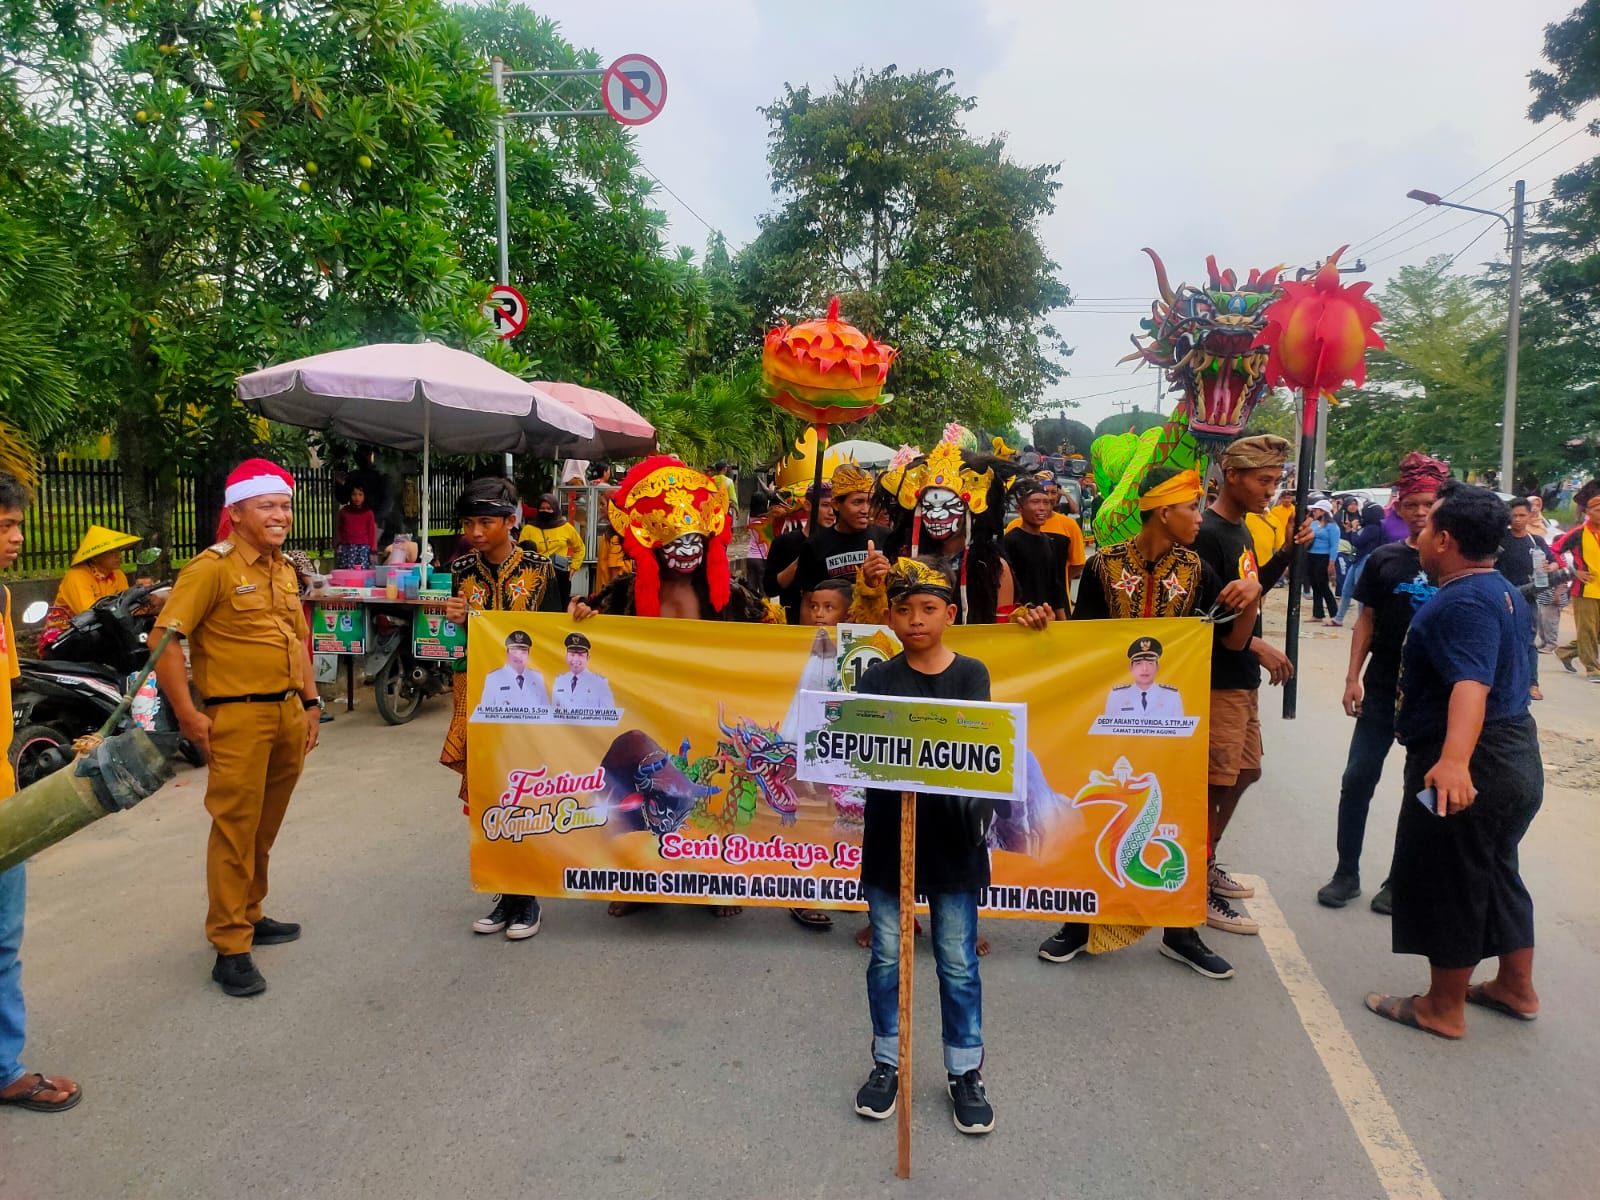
854, 1062, 898, 1119
1370, 883, 1393, 915
1159, 927, 1234, 979
212, 952, 266, 997
473, 896, 512, 935
1038, 922, 1089, 963
947, 1069, 994, 1134
1316, 874, 1361, 908
251, 916, 301, 945
505, 897, 542, 940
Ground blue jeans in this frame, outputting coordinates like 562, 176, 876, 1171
1333, 558, 1367, 624
0, 864, 26, 1088
864, 884, 983, 1075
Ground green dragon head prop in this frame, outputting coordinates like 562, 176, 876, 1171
1090, 250, 1285, 547
1121, 248, 1284, 449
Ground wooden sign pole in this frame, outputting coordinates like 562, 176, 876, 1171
896, 788, 916, 1180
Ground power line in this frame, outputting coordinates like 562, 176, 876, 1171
1345, 110, 1592, 257
1048, 381, 1151, 403
1365, 213, 1486, 268
1452, 124, 1591, 204
637, 165, 722, 240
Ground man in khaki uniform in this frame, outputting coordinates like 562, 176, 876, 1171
154, 459, 320, 997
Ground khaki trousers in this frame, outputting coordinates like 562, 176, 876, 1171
1558, 594, 1600, 676
203, 698, 307, 954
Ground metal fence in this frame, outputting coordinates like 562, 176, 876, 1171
6, 458, 474, 577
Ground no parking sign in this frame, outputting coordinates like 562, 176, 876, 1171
484, 283, 527, 340
602, 54, 667, 126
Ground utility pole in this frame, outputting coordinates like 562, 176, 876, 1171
1502, 179, 1525, 491
1405, 182, 1524, 490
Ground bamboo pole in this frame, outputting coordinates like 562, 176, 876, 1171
896, 788, 915, 1180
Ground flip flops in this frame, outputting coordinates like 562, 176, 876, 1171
1466, 983, 1538, 1022
0, 1072, 83, 1113
1364, 993, 1462, 1040
788, 908, 834, 930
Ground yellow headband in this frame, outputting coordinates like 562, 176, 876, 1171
830, 462, 875, 497
1138, 469, 1204, 511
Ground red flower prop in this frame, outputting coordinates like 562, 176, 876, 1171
762, 296, 898, 426
1260, 246, 1384, 429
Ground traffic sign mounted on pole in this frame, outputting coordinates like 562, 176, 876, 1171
484, 283, 528, 340
601, 54, 667, 126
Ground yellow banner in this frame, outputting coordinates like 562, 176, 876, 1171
466, 614, 1211, 925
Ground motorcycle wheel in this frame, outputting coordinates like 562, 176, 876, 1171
8, 723, 74, 789
373, 657, 425, 726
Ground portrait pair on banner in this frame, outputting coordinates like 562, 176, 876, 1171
464, 614, 1211, 926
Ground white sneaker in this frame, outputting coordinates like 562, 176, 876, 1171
1206, 890, 1259, 936
473, 896, 510, 935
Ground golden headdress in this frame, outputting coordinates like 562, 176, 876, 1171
881, 437, 994, 514
607, 456, 731, 616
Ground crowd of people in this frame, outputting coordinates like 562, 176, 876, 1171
0, 440, 1593, 1133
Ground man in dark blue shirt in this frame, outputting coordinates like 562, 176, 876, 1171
1365, 483, 1544, 1040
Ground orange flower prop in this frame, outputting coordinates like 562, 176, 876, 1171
1260, 246, 1384, 429
762, 296, 898, 425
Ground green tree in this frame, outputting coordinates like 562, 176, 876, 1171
739, 66, 1072, 448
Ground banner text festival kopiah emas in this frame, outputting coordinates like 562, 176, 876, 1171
465, 613, 1211, 924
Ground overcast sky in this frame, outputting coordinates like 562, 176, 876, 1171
513, 0, 1590, 429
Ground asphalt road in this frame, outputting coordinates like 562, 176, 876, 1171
3, 598, 1597, 1200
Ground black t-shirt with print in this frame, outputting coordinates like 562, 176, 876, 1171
1192, 509, 1263, 690
796, 523, 891, 595
1493, 532, 1549, 589
857, 653, 993, 897
1352, 540, 1433, 693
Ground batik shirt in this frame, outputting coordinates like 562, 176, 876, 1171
449, 546, 554, 673
1072, 539, 1221, 621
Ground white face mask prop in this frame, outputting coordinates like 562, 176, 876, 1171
918, 487, 965, 542
661, 533, 707, 575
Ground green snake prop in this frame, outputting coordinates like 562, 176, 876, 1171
1091, 250, 1283, 546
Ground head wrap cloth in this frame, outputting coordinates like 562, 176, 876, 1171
1138, 469, 1204, 511
885, 558, 955, 603
829, 463, 875, 498
1392, 451, 1450, 499
607, 456, 731, 617
1220, 435, 1292, 472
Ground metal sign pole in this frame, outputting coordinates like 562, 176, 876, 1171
492, 57, 514, 479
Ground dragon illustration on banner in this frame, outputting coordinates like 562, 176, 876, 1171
1091, 249, 1284, 546
677, 706, 800, 835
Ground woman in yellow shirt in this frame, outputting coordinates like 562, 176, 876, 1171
43, 525, 139, 642
518, 494, 586, 606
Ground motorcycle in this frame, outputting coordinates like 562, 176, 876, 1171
8, 569, 202, 789
362, 604, 453, 725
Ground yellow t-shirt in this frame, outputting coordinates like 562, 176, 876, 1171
1245, 513, 1280, 571
54, 564, 129, 618
1585, 527, 1600, 599
2, 587, 18, 801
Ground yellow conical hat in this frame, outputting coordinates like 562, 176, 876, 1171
71, 524, 140, 567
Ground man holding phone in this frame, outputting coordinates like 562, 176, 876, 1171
1364, 483, 1544, 1040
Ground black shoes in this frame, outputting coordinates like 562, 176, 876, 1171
473, 896, 512, 934
1370, 883, 1393, 915
212, 952, 266, 997
505, 897, 542, 940
1037, 922, 1090, 962
252, 916, 301, 945
1317, 874, 1361, 908
1159, 927, 1234, 979
854, 1062, 898, 1119
947, 1069, 995, 1134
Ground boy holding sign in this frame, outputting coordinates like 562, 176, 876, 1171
852, 559, 994, 1136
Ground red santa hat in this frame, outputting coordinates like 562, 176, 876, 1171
225, 458, 296, 506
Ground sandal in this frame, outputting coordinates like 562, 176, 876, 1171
710, 905, 743, 919
607, 901, 644, 917
0, 1072, 83, 1113
1363, 992, 1461, 1040
1465, 983, 1538, 1022
789, 907, 833, 930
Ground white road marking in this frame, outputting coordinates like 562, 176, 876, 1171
1241, 874, 1444, 1200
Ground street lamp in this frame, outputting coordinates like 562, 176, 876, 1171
1406, 181, 1526, 490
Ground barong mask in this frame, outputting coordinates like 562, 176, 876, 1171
661, 532, 707, 575
608, 456, 732, 617
880, 430, 994, 556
